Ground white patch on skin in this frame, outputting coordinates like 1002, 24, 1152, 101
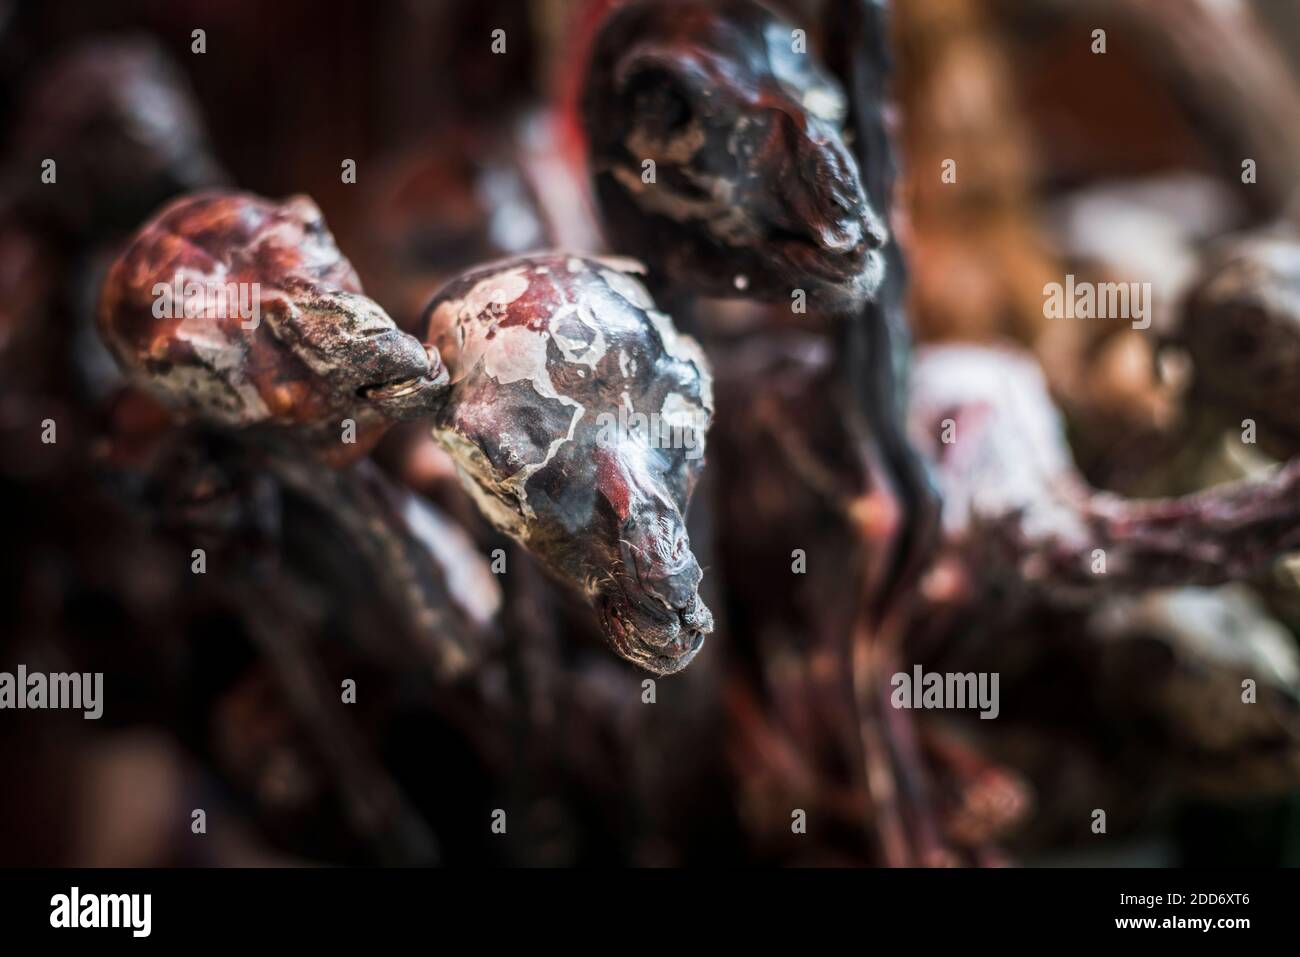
762, 21, 847, 125
610, 165, 753, 246
599, 267, 656, 312
618, 349, 631, 378
646, 310, 714, 416
549, 301, 608, 369
661, 391, 703, 430
481, 324, 550, 387
801, 87, 846, 124
470, 322, 586, 520
428, 266, 532, 379
144, 281, 269, 422
434, 267, 596, 525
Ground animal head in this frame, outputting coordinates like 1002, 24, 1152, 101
583, 0, 883, 305
422, 253, 714, 674
98, 191, 445, 463
13, 37, 226, 239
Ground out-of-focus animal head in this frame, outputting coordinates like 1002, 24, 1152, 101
583, 0, 883, 305
12, 36, 227, 239
422, 253, 714, 674
1179, 231, 1300, 456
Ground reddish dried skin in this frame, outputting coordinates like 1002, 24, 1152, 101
422, 253, 714, 675
98, 191, 446, 465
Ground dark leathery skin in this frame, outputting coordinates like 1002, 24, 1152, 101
583, 0, 884, 306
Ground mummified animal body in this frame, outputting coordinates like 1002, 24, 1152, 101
422, 253, 715, 675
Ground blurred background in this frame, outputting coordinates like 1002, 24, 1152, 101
3, 0, 1300, 866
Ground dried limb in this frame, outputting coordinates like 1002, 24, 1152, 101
910, 343, 1300, 602
827, 0, 948, 865
233, 578, 442, 866
128, 427, 478, 863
